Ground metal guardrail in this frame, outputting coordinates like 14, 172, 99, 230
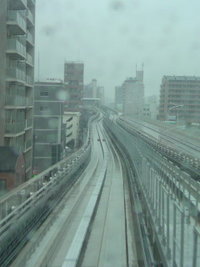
0, 112, 99, 266
0, 113, 98, 220
118, 118, 200, 177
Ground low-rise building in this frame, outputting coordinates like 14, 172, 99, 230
33, 82, 65, 174
63, 112, 80, 150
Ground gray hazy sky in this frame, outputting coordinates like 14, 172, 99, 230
35, 0, 200, 101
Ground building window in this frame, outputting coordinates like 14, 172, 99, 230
40, 91, 48, 97
40, 106, 48, 111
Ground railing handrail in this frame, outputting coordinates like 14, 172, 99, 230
0, 112, 98, 207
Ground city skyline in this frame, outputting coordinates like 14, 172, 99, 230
35, 0, 200, 101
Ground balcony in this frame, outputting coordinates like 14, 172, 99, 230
27, 9, 34, 25
5, 122, 25, 136
7, 11, 26, 34
26, 75, 34, 86
7, 38, 26, 59
25, 139, 32, 151
28, 0, 35, 7
26, 53, 33, 66
25, 119, 32, 129
26, 97, 33, 107
5, 95, 26, 108
7, 67, 26, 83
9, 0, 27, 9
26, 31, 34, 46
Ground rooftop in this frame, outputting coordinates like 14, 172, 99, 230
34, 81, 64, 86
64, 61, 84, 64
163, 75, 200, 81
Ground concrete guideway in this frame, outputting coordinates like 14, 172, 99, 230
118, 117, 200, 181
106, 116, 200, 267
12, 118, 105, 266
13, 153, 100, 266
11, 117, 139, 267
82, 122, 138, 267
48, 118, 138, 267
125, 117, 200, 158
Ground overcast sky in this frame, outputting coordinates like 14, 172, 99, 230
35, 0, 200, 101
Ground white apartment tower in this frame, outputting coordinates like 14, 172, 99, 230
0, 0, 35, 179
123, 70, 144, 117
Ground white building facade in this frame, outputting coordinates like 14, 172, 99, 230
123, 70, 144, 117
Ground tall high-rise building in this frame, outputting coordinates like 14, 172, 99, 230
64, 62, 84, 111
0, 0, 35, 180
159, 76, 200, 124
122, 70, 144, 117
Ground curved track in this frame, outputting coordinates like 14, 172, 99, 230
11, 117, 139, 267
118, 117, 200, 181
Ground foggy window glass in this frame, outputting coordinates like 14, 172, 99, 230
1, 1, 200, 266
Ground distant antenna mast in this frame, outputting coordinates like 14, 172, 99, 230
136, 64, 137, 71
142, 62, 144, 70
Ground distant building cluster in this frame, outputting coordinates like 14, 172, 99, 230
115, 73, 200, 125
83, 79, 104, 106
33, 62, 95, 174
0, 0, 105, 190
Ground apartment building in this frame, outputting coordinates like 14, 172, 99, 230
0, 0, 35, 180
159, 76, 200, 124
122, 70, 144, 117
64, 62, 84, 111
33, 82, 66, 174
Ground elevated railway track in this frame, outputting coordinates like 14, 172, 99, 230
104, 115, 200, 267
118, 117, 200, 181
1, 111, 200, 267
